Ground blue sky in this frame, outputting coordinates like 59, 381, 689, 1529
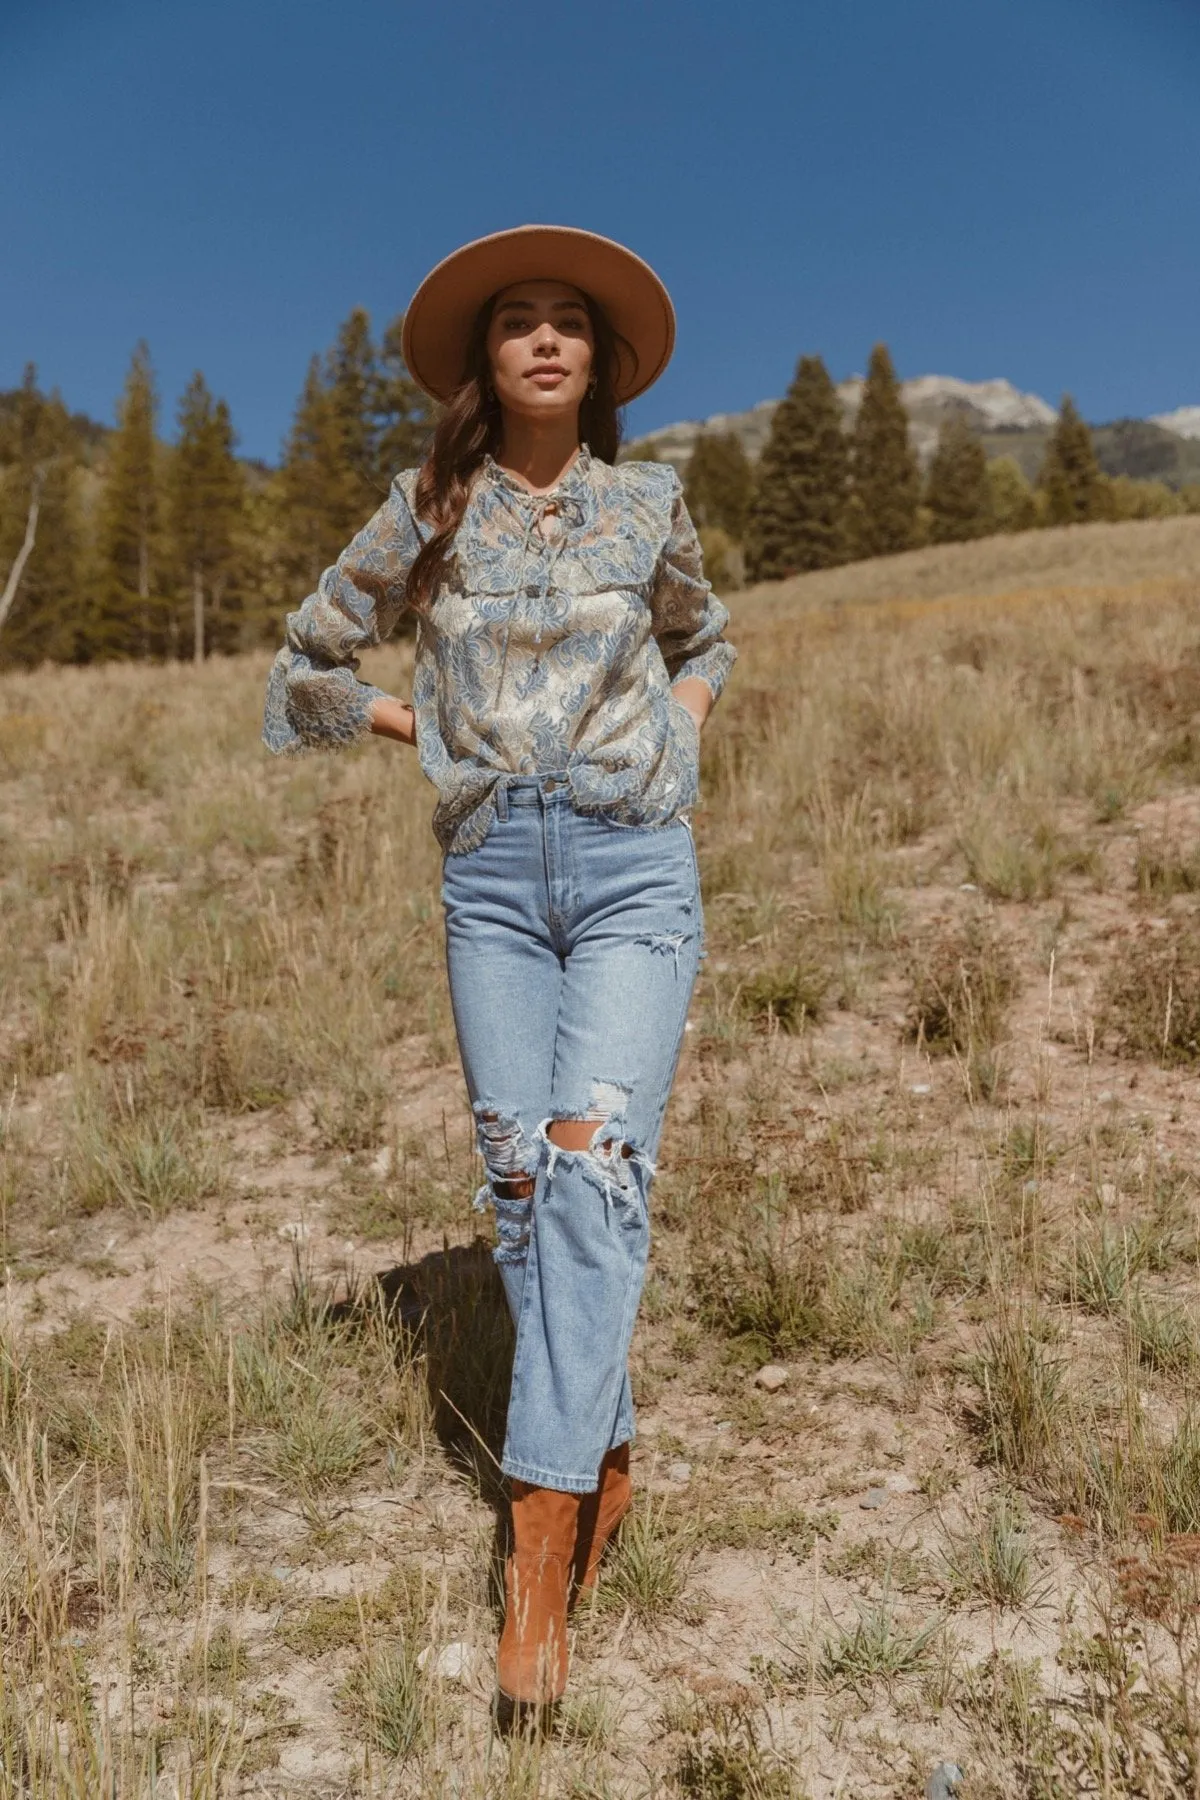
3, 0, 1199, 461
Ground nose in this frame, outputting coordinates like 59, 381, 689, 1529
532, 323, 561, 355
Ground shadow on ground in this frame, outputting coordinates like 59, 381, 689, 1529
333, 1237, 514, 1511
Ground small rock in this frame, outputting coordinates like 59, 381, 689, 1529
417, 1641, 485, 1686
668, 1461, 692, 1484
715, 1420, 733, 1433
886, 1473, 918, 1495
277, 1220, 309, 1243
926, 1762, 963, 1800
959, 883, 978, 892
371, 1146, 394, 1178
860, 1487, 890, 1510
755, 1363, 789, 1393
910, 1083, 932, 1096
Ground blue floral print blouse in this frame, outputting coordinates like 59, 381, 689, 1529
262, 444, 737, 855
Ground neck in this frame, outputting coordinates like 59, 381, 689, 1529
495, 411, 583, 494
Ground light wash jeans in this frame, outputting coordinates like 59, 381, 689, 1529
440, 771, 704, 1493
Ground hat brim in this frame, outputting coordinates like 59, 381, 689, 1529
400, 225, 675, 406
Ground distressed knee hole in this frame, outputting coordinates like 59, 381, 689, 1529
546, 1117, 634, 1157
546, 1116, 633, 1159
545, 1076, 640, 1169
473, 1103, 537, 1175
492, 1173, 536, 1200
471, 1103, 539, 1261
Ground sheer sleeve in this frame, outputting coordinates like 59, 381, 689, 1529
262, 472, 422, 754
648, 475, 737, 703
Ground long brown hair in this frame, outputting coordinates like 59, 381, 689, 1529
404, 291, 630, 615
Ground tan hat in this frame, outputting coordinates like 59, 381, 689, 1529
400, 224, 675, 406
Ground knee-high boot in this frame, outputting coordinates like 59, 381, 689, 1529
496, 1481, 581, 1711
571, 1443, 632, 1599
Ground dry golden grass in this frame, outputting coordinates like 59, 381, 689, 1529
745, 510, 1200, 611
2, 513, 1200, 1795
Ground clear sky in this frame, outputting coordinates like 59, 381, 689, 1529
3, 0, 1199, 462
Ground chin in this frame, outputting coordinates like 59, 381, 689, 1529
509, 394, 583, 423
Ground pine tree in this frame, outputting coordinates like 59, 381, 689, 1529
684, 432, 752, 542
986, 456, 1037, 533
376, 312, 434, 476
276, 355, 347, 595
326, 306, 381, 529
96, 342, 163, 657
1039, 396, 1104, 525
848, 343, 920, 558
925, 414, 992, 544
276, 307, 432, 609
169, 373, 245, 662
744, 355, 849, 580
0, 365, 83, 666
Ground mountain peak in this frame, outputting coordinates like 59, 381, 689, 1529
634, 374, 1059, 470
1151, 405, 1200, 441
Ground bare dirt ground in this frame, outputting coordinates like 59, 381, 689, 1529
3, 515, 1200, 1797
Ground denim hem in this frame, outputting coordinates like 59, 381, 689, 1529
501, 1455, 612, 1495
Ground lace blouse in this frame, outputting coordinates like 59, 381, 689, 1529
261, 444, 737, 855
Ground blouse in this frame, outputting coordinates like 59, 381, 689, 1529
261, 443, 737, 855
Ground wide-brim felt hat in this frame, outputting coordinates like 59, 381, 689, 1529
400, 224, 676, 406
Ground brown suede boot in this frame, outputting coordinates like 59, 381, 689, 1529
571, 1443, 632, 1600
496, 1481, 581, 1716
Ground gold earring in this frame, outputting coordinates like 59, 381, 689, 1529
586, 375, 597, 398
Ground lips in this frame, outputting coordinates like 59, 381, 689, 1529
526, 365, 568, 381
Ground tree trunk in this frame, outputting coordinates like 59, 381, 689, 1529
0, 468, 45, 635
193, 564, 205, 665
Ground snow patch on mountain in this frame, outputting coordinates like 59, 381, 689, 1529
637, 375, 1058, 471
896, 376, 1056, 430
1152, 406, 1200, 441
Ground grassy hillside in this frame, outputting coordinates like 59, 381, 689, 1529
738, 509, 1200, 610
3, 519, 1200, 1794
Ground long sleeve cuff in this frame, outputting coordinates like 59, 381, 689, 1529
261, 648, 388, 755
669, 640, 738, 706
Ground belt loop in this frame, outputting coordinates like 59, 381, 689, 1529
495, 779, 509, 822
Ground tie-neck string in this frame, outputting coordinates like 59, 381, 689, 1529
492, 490, 588, 709
481, 444, 593, 503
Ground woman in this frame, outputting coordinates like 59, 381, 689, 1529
262, 225, 736, 1719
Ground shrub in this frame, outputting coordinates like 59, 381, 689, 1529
738, 956, 830, 1033
968, 1313, 1065, 1482
906, 915, 1017, 1056
1100, 914, 1200, 1064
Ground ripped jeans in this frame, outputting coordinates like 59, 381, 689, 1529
441, 771, 703, 1493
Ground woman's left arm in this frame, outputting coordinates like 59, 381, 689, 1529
649, 477, 738, 729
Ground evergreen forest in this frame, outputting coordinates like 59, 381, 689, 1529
0, 310, 431, 670
3, 323, 1197, 668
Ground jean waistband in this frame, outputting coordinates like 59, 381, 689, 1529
494, 771, 571, 817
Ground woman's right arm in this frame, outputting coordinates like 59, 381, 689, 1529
368, 694, 417, 744
262, 471, 422, 755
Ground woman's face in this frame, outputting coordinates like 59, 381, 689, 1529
485, 279, 595, 424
